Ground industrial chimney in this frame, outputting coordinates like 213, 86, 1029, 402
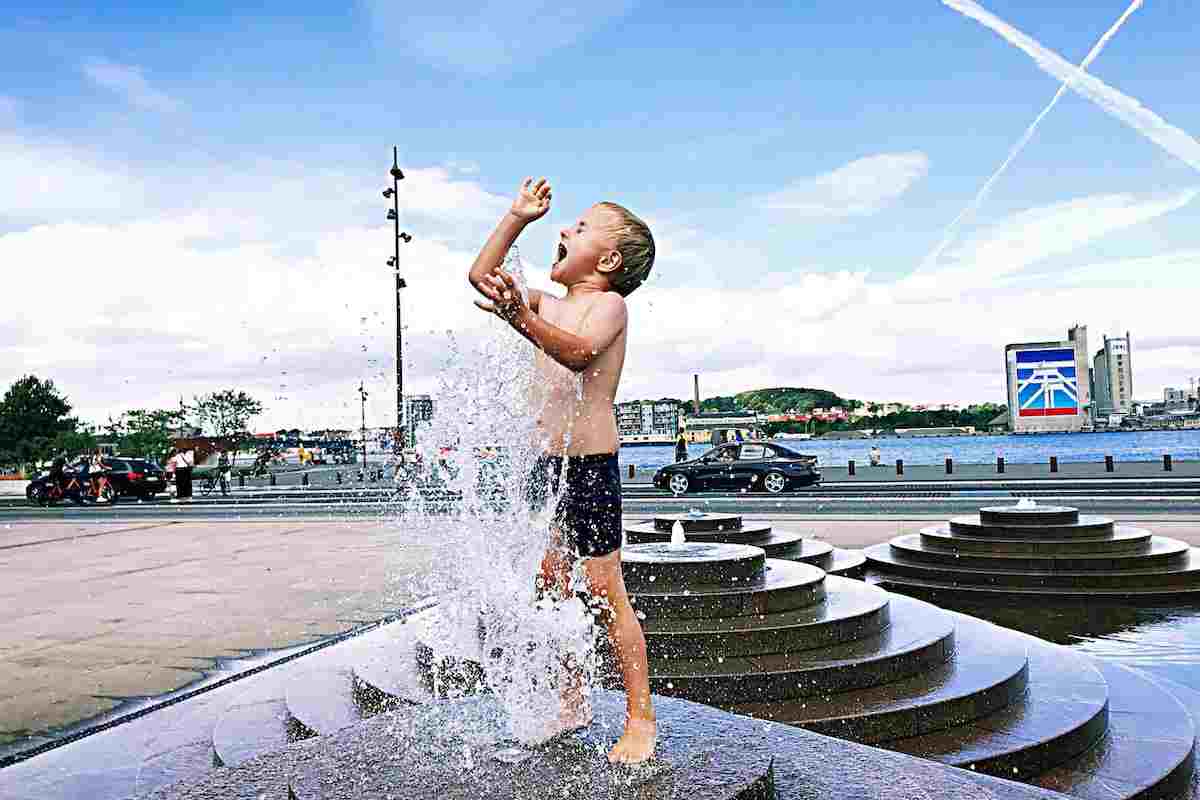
693, 374, 701, 414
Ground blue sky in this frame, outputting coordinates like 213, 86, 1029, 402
1, 1, 1198, 429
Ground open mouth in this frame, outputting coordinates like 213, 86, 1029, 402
555, 243, 568, 264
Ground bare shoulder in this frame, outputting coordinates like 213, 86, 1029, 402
586, 291, 628, 324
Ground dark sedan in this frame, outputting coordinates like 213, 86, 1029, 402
653, 441, 821, 495
105, 457, 169, 499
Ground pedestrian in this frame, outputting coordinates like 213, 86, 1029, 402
869, 445, 882, 467
674, 431, 688, 463
171, 447, 195, 502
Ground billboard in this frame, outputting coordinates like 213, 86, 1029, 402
1015, 348, 1079, 417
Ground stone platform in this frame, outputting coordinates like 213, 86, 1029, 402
865, 503, 1200, 598
148, 690, 1073, 800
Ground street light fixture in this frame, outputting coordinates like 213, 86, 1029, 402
385, 146, 412, 450
358, 381, 369, 477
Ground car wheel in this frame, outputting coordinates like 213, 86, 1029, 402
668, 473, 690, 495
764, 471, 787, 494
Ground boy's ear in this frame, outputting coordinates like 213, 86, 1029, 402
597, 250, 623, 275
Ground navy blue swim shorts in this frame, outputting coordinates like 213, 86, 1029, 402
527, 453, 623, 558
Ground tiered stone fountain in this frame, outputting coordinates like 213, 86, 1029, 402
624, 511, 866, 577
148, 508, 1200, 800
865, 501, 1200, 598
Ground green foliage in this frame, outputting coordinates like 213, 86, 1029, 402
50, 426, 99, 458
192, 390, 264, 447
108, 408, 186, 461
0, 375, 79, 467
700, 387, 854, 415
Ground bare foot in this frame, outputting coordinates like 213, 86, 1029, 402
557, 698, 593, 735
608, 717, 656, 764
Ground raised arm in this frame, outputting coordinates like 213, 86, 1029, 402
468, 178, 551, 311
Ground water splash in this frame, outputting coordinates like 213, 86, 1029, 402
398, 246, 597, 746
669, 520, 687, 549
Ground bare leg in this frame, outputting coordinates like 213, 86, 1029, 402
536, 534, 592, 733
581, 550, 656, 764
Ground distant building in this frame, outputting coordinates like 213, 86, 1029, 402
681, 411, 761, 444
1092, 333, 1133, 417
1164, 387, 1190, 412
1004, 325, 1092, 433
615, 401, 680, 445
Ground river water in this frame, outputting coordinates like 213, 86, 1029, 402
621, 429, 1200, 470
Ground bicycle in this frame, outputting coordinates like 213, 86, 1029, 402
199, 468, 232, 497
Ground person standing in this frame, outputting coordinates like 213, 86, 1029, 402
172, 447, 195, 502
674, 431, 688, 463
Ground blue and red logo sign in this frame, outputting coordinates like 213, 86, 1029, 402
1016, 348, 1078, 417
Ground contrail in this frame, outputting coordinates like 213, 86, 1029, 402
924, 0, 1143, 269
943, 0, 1200, 174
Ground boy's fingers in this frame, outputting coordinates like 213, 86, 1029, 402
474, 299, 497, 313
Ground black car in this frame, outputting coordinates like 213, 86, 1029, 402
653, 441, 821, 495
104, 457, 169, 499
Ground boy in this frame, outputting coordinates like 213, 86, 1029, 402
468, 177, 656, 764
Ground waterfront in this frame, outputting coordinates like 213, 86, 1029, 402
622, 429, 1200, 470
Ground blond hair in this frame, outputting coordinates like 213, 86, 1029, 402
598, 202, 655, 297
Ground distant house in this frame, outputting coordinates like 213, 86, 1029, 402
988, 411, 1011, 433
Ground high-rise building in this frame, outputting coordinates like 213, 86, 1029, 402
1004, 325, 1092, 433
615, 400, 681, 441
1092, 333, 1133, 417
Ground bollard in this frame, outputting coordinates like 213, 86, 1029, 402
997, 456, 1005, 474
848, 459, 856, 477
302, 472, 309, 487
628, 464, 635, 479
1049, 456, 1058, 474
1164, 454, 1173, 472
336, 471, 342, 484
896, 458, 904, 476
238, 474, 245, 488
945, 457, 953, 475
269, 472, 276, 486
1105, 455, 1114, 473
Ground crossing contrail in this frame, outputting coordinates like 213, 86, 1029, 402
924, 0, 1144, 269
942, 0, 1200, 175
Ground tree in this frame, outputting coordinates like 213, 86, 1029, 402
192, 390, 264, 449
108, 409, 186, 461
0, 376, 79, 467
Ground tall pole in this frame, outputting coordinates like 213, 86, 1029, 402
359, 381, 368, 473
390, 147, 405, 450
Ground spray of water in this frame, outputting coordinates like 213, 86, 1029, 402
399, 247, 598, 747
943, 0, 1200, 174
924, 0, 1144, 270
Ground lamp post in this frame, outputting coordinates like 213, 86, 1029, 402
358, 381, 369, 476
383, 147, 412, 450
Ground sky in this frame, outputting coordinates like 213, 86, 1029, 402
1, 0, 1198, 431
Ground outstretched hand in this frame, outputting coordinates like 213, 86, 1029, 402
510, 177, 552, 222
474, 267, 528, 324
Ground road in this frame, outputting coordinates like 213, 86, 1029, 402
5, 477, 1200, 519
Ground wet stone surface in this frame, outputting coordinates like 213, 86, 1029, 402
146, 692, 1071, 800
622, 543, 766, 589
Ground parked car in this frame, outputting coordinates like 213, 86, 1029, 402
653, 441, 821, 495
104, 457, 169, 499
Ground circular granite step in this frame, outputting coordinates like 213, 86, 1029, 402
888, 534, 1190, 573
980, 505, 1079, 526
642, 576, 889, 659
631, 558, 827, 620
729, 609, 1029, 745
284, 666, 364, 739
919, 524, 1153, 555
865, 542, 1200, 593
622, 542, 766, 589
624, 521, 773, 544
649, 591, 955, 703
652, 512, 743, 532
950, 514, 1114, 539
211, 678, 296, 768
887, 625, 1109, 780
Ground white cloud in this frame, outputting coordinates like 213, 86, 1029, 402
365, 0, 637, 74
0, 96, 18, 125
899, 188, 1199, 301
82, 59, 183, 113
759, 152, 930, 218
